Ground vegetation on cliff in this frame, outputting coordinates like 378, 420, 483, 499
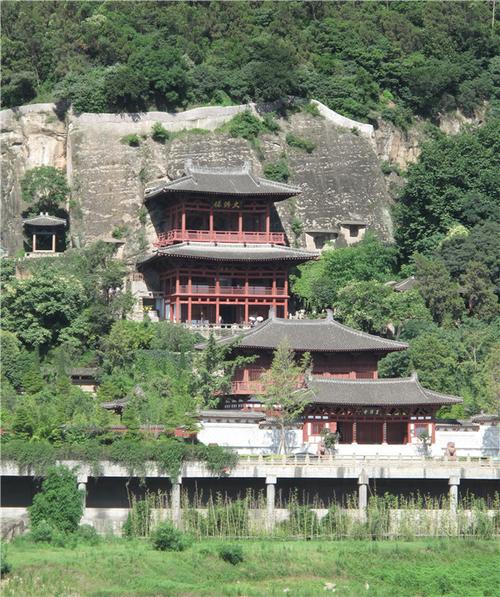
2, 1, 498, 124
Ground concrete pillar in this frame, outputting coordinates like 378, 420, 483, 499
449, 476, 460, 512
266, 476, 277, 530
77, 474, 88, 509
171, 476, 182, 528
358, 471, 369, 522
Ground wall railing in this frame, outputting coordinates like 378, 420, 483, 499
154, 229, 286, 247
175, 285, 286, 297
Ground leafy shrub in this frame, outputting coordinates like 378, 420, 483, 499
51, 529, 78, 548
120, 134, 140, 147
282, 505, 319, 538
262, 112, 280, 133
77, 524, 100, 545
29, 466, 83, 533
21, 166, 70, 213
111, 224, 129, 239
263, 158, 290, 182
351, 521, 370, 540
302, 102, 321, 117
320, 505, 348, 538
151, 522, 188, 551
0, 543, 11, 576
219, 544, 244, 565
468, 511, 494, 539
205, 499, 250, 537
286, 133, 315, 153
151, 122, 170, 143
227, 110, 264, 140
30, 520, 54, 543
123, 498, 152, 537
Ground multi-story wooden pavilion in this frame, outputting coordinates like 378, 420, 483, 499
211, 311, 461, 448
139, 161, 317, 324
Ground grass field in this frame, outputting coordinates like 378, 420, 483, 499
2, 538, 499, 596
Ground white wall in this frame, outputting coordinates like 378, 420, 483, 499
198, 422, 500, 457
198, 422, 302, 455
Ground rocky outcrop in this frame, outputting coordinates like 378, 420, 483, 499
1, 105, 66, 253
2, 102, 397, 258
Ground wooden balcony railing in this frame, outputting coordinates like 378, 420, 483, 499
154, 229, 286, 247
231, 380, 265, 394
231, 371, 305, 395
176, 285, 286, 297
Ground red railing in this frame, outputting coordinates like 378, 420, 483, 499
231, 371, 305, 395
231, 380, 265, 394
154, 229, 286, 247
176, 285, 286, 296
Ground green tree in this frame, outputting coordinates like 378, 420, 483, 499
414, 254, 464, 326
21, 166, 70, 214
1, 268, 86, 351
128, 37, 188, 109
460, 262, 499, 321
260, 340, 311, 454
100, 320, 154, 372
30, 466, 83, 533
335, 281, 430, 337
394, 119, 500, 260
191, 333, 254, 409
438, 222, 500, 291
292, 234, 397, 309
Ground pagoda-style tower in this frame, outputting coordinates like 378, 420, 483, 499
139, 162, 317, 324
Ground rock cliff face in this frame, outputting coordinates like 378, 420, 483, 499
2, 102, 395, 259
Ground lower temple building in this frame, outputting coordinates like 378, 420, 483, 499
208, 311, 462, 452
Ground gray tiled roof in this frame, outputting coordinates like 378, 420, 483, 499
214, 313, 407, 352
23, 213, 66, 227
393, 276, 418, 292
69, 367, 98, 377
147, 242, 318, 263
198, 410, 266, 421
308, 376, 462, 406
145, 160, 301, 200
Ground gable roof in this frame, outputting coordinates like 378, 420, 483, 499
139, 242, 318, 265
23, 213, 66, 227
145, 160, 301, 201
308, 376, 462, 406
210, 312, 408, 353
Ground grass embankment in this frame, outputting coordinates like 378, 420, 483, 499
2, 539, 499, 596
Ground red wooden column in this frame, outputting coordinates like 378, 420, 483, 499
175, 270, 181, 322
181, 203, 186, 234
238, 211, 243, 235
209, 206, 214, 238
215, 270, 220, 323
244, 274, 249, 322
382, 421, 388, 444
407, 422, 412, 444
352, 421, 357, 444
265, 205, 270, 237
